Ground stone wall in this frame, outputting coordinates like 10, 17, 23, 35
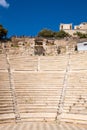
1, 37, 86, 56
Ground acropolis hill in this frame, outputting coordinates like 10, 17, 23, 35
0, 24, 87, 130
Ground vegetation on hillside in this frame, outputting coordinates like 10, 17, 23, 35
38, 29, 70, 38
74, 32, 87, 38
0, 24, 8, 40
54, 30, 70, 38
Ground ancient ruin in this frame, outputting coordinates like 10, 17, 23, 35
60, 22, 87, 35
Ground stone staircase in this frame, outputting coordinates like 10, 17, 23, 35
56, 53, 70, 119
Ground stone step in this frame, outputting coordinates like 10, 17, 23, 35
64, 102, 87, 106
15, 89, 61, 91
18, 110, 57, 113
0, 119, 15, 124
17, 98, 60, 102
15, 93, 61, 96
63, 109, 87, 114
0, 104, 13, 107
20, 112, 56, 119
18, 104, 58, 107
18, 102, 58, 106
0, 113, 15, 124
15, 85, 62, 88
60, 113, 87, 124
0, 111, 14, 114
17, 95, 60, 98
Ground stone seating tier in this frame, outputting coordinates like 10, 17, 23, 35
0, 52, 87, 124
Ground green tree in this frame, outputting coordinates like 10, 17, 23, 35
55, 30, 70, 38
0, 24, 8, 39
38, 29, 54, 38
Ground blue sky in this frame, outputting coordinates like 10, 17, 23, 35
0, 0, 87, 37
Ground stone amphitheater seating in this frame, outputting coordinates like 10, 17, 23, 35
9, 56, 38, 71
0, 72, 15, 123
13, 72, 64, 121
0, 54, 8, 70
8, 55, 67, 71
0, 52, 87, 125
40, 55, 67, 71
70, 53, 87, 70
61, 71, 87, 124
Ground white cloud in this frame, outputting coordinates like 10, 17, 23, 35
0, 0, 10, 8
